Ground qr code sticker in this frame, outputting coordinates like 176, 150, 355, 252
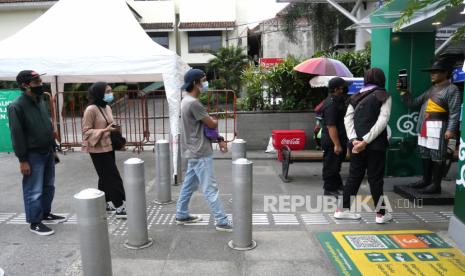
345, 235, 388, 250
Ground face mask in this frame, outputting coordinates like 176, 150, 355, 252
103, 93, 114, 103
30, 85, 44, 96
201, 81, 209, 93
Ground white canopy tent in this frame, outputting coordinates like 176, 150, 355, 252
0, 0, 190, 178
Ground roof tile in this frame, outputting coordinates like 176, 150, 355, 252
179, 21, 235, 29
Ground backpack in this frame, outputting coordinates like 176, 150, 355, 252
313, 100, 325, 149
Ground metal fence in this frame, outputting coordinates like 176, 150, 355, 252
52, 89, 236, 152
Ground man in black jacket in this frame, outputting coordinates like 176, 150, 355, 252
8, 70, 66, 236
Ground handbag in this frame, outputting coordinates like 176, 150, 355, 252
204, 125, 220, 140
203, 125, 224, 142
97, 106, 126, 150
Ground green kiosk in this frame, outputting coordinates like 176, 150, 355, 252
368, 0, 465, 251
0, 89, 22, 152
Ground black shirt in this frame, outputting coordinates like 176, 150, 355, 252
321, 95, 348, 147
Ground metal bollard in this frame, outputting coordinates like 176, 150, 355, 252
123, 158, 153, 249
228, 158, 257, 251
154, 140, 174, 205
231, 139, 246, 162
74, 188, 112, 276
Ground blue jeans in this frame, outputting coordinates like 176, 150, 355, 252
22, 151, 55, 223
176, 155, 229, 226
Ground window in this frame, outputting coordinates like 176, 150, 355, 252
148, 32, 169, 49
188, 31, 222, 53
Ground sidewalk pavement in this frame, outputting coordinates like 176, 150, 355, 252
0, 150, 459, 276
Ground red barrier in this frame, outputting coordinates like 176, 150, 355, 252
205, 90, 237, 142
53, 89, 236, 152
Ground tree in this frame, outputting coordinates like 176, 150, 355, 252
206, 46, 249, 92
281, 3, 354, 51
392, 0, 464, 40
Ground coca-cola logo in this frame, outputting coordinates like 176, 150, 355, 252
281, 138, 301, 145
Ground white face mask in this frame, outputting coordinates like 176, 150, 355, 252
103, 93, 114, 103
201, 81, 209, 93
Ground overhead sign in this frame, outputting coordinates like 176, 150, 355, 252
0, 90, 22, 152
452, 66, 465, 83
318, 230, 465, 276
259, 58, 284, 69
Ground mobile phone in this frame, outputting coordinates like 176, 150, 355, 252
398, 69, 408, 90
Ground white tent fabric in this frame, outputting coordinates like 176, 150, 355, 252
0, 0, 190, 177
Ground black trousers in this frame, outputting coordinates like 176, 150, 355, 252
90, 151, 126, 208
343, 148, 386, 215
322, 144, 347, 191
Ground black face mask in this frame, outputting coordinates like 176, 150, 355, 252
30, 85, 44, 96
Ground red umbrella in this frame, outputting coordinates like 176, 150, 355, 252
294, 57, 353, 77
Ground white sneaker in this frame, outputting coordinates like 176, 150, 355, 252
334, 210, 361, 220
375, 213, 392, 224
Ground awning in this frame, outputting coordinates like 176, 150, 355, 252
309, 76, 364, 94
178, 21, 235, 31
348, 0, 465, 32
140, 23, 174, 31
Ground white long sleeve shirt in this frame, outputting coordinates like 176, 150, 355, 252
344, 97, 392, 144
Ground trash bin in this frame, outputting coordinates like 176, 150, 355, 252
272, 130, 306, 161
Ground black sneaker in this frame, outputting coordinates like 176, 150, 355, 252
176, 215, 202, 225
106, 202, 116, 213
324, 190, 342, 197
115, 207, 127, 219
43, 213, 67, 224
215, 223, 233, 232
30, 223, 54, 236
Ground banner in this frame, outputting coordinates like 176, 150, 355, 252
0, 90, 22, 152
318, 230, 465, 276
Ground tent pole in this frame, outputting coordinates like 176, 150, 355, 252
52, 76, 63, 147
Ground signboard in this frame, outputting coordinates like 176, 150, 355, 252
259, 58, 284, 69
318, 230, 465, 276
347, 78, 364, 95
453, 66, 465, 83
0, 90, 22, 152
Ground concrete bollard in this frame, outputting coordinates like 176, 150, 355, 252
228, 158, 257, 251
154, 140, 174, 205
74, 188, 112, 276
123, 158, 153, 250
231, 139, 246, 162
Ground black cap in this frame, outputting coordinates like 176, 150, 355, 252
16, 70, 45, 85
182, 69, 206, 91
422, 58, 454, 72
328, 77, 350, 91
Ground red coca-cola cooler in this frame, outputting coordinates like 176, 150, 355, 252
272, 130, 306, 161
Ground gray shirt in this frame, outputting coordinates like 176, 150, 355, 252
180, 94, 212, 159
